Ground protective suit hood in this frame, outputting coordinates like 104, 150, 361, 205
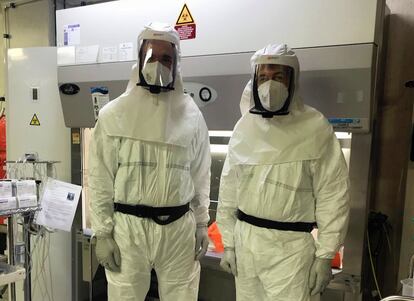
242, 44, 302, 115
97, 23, 200, 147
231, 43, 333, 164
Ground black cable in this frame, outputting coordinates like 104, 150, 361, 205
366, 211, 391, 301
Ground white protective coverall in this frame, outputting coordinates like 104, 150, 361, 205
216, 44, 350, 301
89, 23, 211, 300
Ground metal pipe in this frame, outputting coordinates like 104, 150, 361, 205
7, 215, 16, 301
380, 296, 414, 301
23, 215, 31, 301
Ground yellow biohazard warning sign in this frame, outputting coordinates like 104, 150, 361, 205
176, 4, 194, 25
175, 4, 196, 40
29, 114, 40, 126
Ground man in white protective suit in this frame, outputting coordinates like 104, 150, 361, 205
88, 23, 211, 300
216, 44, 350, 301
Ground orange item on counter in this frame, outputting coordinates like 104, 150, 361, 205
208, 222, 224, 253
331, 252, 341, 268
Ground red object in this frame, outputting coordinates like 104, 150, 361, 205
0, 115, 6, 180
208, 222, 224, 253
331, 252, 341, 268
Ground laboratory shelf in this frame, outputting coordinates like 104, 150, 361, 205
0, 206, 41, 217
0, 262, 26, 286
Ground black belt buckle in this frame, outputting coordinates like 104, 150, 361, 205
135, 204, 151, 218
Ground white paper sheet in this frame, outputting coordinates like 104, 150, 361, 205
118, 42, 134, 61
35, 178, 82, 232
0, 182, 12, 198
16, 180, 37, 208
99, 46, 118, 63
0, 197, 17, 211
57, 46, 76, 66
18, 196, 37, 208
75, 45, 99, 64
16, 180, 37, 197
64, 24, 81, 46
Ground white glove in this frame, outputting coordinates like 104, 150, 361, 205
95, 236, 121, 272
309, 258, 332, 295
220, 248, 237, 276
195, 225, 209, 260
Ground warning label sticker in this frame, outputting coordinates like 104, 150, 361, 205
176, 4, 194, 25
30, 114, 40, 126
175, 24, 196, 40
175, 4, 196, 40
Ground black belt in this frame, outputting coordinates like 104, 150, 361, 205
237, 209, 316, 232
114, 202, 190, 225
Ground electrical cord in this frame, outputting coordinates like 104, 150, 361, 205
367, 228, 383, 300
32, 230, 52, 301
6, 153, 59, 300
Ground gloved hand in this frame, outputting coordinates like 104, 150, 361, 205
195, 225, 209, 260
95, 236, 121, 272
220, 248, 237, 276
309, 258, 332, 295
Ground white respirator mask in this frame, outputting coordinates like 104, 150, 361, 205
258, 80, 289, 112
142, 61, 173, 87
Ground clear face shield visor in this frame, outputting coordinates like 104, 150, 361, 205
137, 39, 178, 93
250, 64, 293, 117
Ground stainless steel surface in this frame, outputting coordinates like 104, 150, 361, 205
209, 150, 227, 203
59, 80, 127, 128
380, 297, 414, 301
59, 44, 377, 132
58, 61, 135, 83
187, 74, 249, 130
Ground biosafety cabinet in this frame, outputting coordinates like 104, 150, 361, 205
55, 1, 388, 300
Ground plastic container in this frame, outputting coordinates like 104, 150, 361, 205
401, 278, 414, 297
